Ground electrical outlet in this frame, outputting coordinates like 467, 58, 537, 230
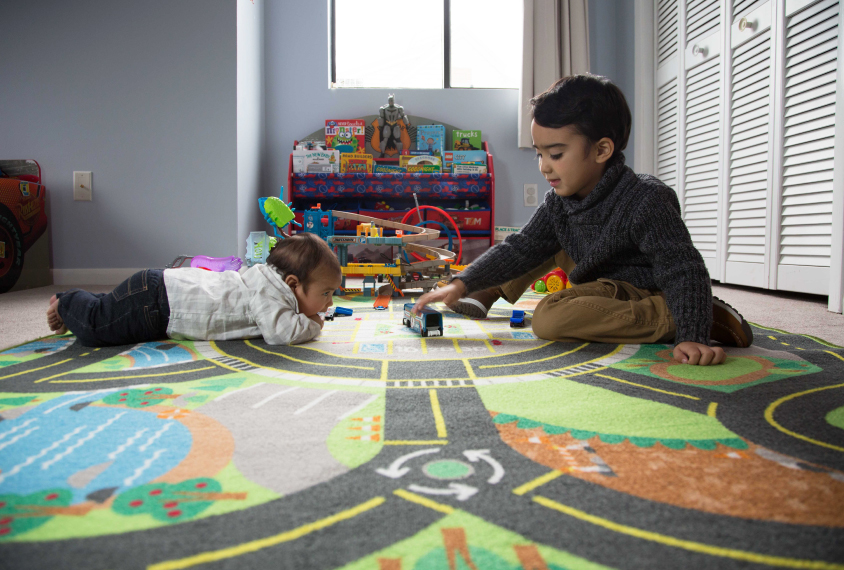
73, 171, 92, 201
524, 183, 538, 207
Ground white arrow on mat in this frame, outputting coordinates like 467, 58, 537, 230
375, 448, 440, 479
407, 483, 478, 501
463, 449, 505, 484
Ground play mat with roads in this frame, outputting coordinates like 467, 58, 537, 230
1, 292, 843, 569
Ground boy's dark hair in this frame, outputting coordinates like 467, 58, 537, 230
266, 233, 340, 290
531, 74, 631, 156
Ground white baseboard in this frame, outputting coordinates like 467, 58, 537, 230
53, 268, 147, 286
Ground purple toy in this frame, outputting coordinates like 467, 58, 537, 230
190, 255, 243, 272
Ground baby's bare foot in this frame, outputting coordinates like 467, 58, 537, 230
47, 295, 68, 334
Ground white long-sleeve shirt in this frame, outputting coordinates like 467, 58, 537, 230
163, 264, 321, 345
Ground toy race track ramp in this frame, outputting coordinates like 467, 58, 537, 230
330, 211, 440, 243
330, 209, 457, 269
373, 293, 391, 309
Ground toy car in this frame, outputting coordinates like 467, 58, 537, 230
402, 303, 443, 337
324, 307, 336, 321
532, 268, 569, 293
0, 163, 49, 294
334, 307, 353, 316
510, 310, 526, 328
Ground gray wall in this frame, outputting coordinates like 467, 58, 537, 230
589, 0, 638, 169
0, 0, 637, 273
0, 0, 237, 272
267, 1, 637, 231
265, 1, 548, 231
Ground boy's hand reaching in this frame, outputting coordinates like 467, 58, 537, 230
673, 341, 726, 365
413, 280, 467, 314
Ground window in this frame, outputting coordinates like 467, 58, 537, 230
331, 0, 521, 89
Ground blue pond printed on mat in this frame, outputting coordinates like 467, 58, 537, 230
0, 393, 191, 504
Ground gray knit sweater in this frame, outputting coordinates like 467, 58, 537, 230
458, 153, 713, 345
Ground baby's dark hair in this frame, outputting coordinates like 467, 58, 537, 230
266, 232, 340, 290
531, 74, 631, 156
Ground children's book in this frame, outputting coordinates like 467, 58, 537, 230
452, 164, 488, 174
292, 149, 340, 173
452, 129, 482, 151
443, 150, 487, 170
374, 164, 407, 173
340, 152, 373, 173
407, 164, 442, 173
325, 120, 366, 153
400, 150, 439, 156
399, 155, 442, 168
416, 124, 446, 156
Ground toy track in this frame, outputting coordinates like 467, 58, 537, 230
330, 210, 456, 264
386, 275, 404, 296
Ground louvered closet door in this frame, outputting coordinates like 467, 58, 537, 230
725, 1, 774, 288
656, 0, 680, 194
683, 1, 722, 278
774, 0, 840, 295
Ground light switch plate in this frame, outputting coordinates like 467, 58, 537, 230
73, 171, 92, 201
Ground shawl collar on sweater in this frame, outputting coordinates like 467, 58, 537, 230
556, 152, 630, 216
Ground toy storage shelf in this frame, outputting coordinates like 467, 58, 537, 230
286, 142, 496, 247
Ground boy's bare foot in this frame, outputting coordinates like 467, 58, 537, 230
47, 295, 68, 334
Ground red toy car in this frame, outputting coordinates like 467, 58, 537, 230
0, 161, 49, 293
532, 268, 568, 293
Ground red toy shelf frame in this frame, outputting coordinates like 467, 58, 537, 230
286, 142, 495, 248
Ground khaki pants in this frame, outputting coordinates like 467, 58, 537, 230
500, 250, 676, 344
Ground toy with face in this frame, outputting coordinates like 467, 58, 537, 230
332, 131, 359, 154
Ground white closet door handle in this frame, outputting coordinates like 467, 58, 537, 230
738, 16, 757, 32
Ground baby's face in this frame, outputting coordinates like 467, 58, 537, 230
293, 264, 342, 317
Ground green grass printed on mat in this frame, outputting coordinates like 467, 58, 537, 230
338, 510, 612, 570
826, 406, 844, 431
476, 377, 739, 441
19, 462, 278, 542
611, 344, 822, 393
327, 394, 386, 469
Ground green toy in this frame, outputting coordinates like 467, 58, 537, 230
259, 190, 301, 238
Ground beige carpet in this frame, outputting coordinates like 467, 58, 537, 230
1, 281, 842, 351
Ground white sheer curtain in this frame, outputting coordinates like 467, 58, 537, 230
518, 0, 590, 148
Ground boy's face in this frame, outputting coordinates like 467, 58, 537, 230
287, 263, 342, 317
531, 121, 613, 200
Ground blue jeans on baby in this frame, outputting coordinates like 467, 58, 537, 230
57, 269, 171, 347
